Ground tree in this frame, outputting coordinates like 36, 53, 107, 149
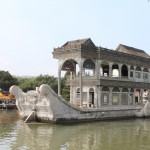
18, 77, 35, 92
62, 85, 70, 101
18, 74, 70, 101
0, 71, 19, 91
61, 72, 70, 101
18, 74, 58, 93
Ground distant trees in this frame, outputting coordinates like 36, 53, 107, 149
18, 75, 58, 93
0, 71, 19, 91
0, 71, 70, 101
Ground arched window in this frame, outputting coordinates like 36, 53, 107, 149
130, 88, 134, 93
143, 68, 149, 80
62, 61, 74, 71
121, 87, 128, 105
121, 65, 128, 77
83, 59, 95, 76
143, 68, 149, 72
130, 66, 134, 70
112, 87, 120, 92
83, 59, 95, 69
135, 66, 141, 79
61, 59, 77, 78
135, 66, 141, 71
102, 87, 110, 92
101, 61, 109, 77
122, 87, 128, 92
112, 64, 119, 77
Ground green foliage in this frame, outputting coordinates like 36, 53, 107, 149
0, 70, 19, 91
62, 85, 70, 101
18, 77, 36, 92
0, 70, 70, 101
18, 74, 58, 93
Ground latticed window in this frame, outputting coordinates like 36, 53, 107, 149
121, 93, 128, 105
112, 94, 119, 105
130, 71, 133, 77
135, 72, 141, 78
121, 88, 128, 105
101, 94, 109, 105
143, 73, 148, 79
112, 87, 120, 105
101, 87, 109, 105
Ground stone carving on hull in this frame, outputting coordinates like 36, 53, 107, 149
9, 85, 50, 111
25, 90, 41, 110
39, 84, 51, 96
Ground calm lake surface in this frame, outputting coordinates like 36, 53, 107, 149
0, 110, 150, 150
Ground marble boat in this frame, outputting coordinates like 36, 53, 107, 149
9, 84, 150, 123
10, 38, 150, 123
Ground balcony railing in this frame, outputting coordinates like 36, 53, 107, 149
66, 74, 150, 83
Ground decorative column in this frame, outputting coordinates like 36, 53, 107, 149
119, 88, 122, 105
128, 65, 130, 79
128, 88, 130, 105
70, 72, 73, 104
133, 66, 136, 82
141, 67, 144, 82
148, 89, 150, 102
119, 64, 122, 78
109, 62, 113, 77
87, 90, 90, 107
79, 66, 83, 107
133, 89, 136, 106
99, 60, 102, 78
148, 69, 150, 83
97, 87, 101, 107
95, 59, 100, 79
94, 87, 98, 108
109, 87, 113, 106
58, 69, 61, 96
141, 89, 144, 104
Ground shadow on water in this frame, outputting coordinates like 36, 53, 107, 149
0, 110, 150, 150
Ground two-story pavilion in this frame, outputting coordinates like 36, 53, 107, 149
53, 38, 150, 108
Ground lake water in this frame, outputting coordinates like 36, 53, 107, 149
0, 110, 150, 150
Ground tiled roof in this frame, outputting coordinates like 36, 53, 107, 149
116, 44, 150, 58
61, 38, 90, 48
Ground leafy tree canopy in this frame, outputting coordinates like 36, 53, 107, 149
18, 74, 58, 93
0, 70, 19, 91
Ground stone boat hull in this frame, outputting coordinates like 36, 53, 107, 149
9, 84, 149, 123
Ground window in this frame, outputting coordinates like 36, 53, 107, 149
112, 94, 119, 105
121, 93, 128, 105
130, 71, 133, 77
135, 72, 141, 78
101, 94, 109, 105
76, 88, 80, 99
130, 94, 133, 105
143, 73, 148, 79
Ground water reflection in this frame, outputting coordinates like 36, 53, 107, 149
0, 110, 150, 150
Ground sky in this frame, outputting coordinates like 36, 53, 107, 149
0, 0, 150, 77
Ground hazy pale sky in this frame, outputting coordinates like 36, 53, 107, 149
0, 0, 150, 77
